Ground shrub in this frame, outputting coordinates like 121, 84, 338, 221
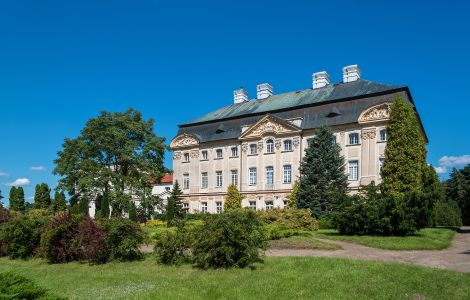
265, 224, 312, 240
433, 200, 462, 227
192, 211, 268, 269
77, 217, 109, 264
101, 218, 144, 261
317, 215, 335, 229
0, 272, 64, 300
257, 208, 318, 231
155, 225, 193, 265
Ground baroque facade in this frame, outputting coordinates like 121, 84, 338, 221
170, 65, 426, 214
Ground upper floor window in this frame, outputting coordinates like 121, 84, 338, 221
379, 129, 387, 142
348, 160, 359, 181
283, 140, 292, 151
249, 167, 257, 185
266, 166, 274, 187
307, 138, 314, 148
283, 165, 292, 184
216, 171, 223, 188
378, 157, 385, 176
250, 143, 257, 155
183, 173, 190, 189
201, 150, 208, 160
184, 153, 190, 162
349, 133, 359, 145
216, 149, 223, 159
201, 172, 208, 189
231, 169, 238, 186
231, 147, 238, 157
266, 139, 274, 153
332, 135, 337, 145
165, 187, 170, 191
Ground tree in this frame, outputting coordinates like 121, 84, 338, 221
286, 181, 299, 209
100, 193, 110, 219
446, 165, 470, 225
9, 187, 25, 212
33, 183, 51, 209
297, 126, 348, 218
166, 181, 184, 224
53, 109, 166, 216
421, 164, 442, 226
224, 184, 243, 211
129, 201, 137, 222
380, 97, 427, 198
51, 190, 67, 214
78, 198, 89, 216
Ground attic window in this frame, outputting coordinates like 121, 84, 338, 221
326, 107, 341, 118
215, 124, 226, 134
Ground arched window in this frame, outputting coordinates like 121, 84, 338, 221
266, 139, 274, 153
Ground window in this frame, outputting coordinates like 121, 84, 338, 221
231, 170, 238, 186
231, 147, 238, 157
250, 143, 257, 155
379, 129, 387, 142
201, 172, 208, 189
201, 202, 208, 213
201, 150, 208, 160
266, 166, 274, 188
283, 140, 292, 151
183, 173, 189, 189
265, 201, 274, 210
183, 202, 189, 211
249, 201, 257, 211
283, 165, 292, 184
348, 160, 359, 181
378, 157, 385, 176
216, 149, 223, 159
349, 133, 359, 145
249, 167, 257, 185
165, 187, 170, 191
283, 200, 289, 207
266, 139, 274, 153
307, 138, 314, 148
184, 152, 190, 162
216, 171, 223, 188
332, 135, 337, 144
216, 201, 223, 213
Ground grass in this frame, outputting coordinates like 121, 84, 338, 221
0, 256, 468, 299
269, 235, 341, 250
313, 228, 457, 250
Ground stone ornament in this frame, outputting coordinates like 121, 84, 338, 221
241, 143, 248, 152
190, 150, 199, 158
358, 103, 392, 124
173, 152, 181, 160
275, 140, 282, 149
361, 129, 377, 140
239, 114, 301, 140
257, 141, 264, 151
293, 137, 300, 148
170, 133, 199, 149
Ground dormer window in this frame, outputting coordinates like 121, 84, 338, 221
231, 147, 238, 157
216, 149, 223, 159
266, 139, 274, 153
184, 153, 190, 162
250, 144, 257, 155
283, 140, 292, 151
379, 129, 387, 142
349, 133, 359, 145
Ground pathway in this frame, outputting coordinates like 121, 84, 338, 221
266, 227, 470, 273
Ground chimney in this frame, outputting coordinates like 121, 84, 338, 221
233, 88, 248, 104
256, 83, 273, 99
342, 64, 361, 83
312, 71, 330, 89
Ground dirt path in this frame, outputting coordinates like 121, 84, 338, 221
267, 227, 470, 273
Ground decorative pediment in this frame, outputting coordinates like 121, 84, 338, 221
239, 114, 301, 140
358, 103, 392, 124
170, 133, 199, 149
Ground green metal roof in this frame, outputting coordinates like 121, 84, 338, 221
182, 80, 402, 126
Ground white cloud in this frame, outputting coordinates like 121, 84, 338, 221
438, 155, 470, 168
6, 178, 31, 187
30, 166, 46, 171
434, 166, 448, 174
0, 172, 8, 177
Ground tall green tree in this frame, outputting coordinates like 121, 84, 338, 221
297, 126, 348, 218
380, 97, 427, 198
224, 184, 243, 212
78, 197, 89, 216
166, 181, 184, 224
33, 183, 51, 209
128, 201, 137, 222
9, 187, 25, 212
53, 109, 166, 216
446, 165, 470, 225
51, 190, 67, 213
100, 193, 110, 219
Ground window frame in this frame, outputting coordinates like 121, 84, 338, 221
265, 200, 274, 210
201, 150, 208, 160
348, 133, 360, 145
216, 171, 223, 188
379, 129, 387, 142
283, 164, 292, 184
283, 139, 293, 151
249, 143, 258, 155
216, 201, 223, 214
266, 166, 274, 187
249, 167, 257, 185
183, 173, 190, 189
201, 201, 208, 213
230, 169, 238, 186
348, 160, 359, 181
249, 201, 257, 211
215, 149, 223, 159
183, 152, 190, 162
201, 172, 208, 189
266, 139, 274, 153
230, 146, 238, 157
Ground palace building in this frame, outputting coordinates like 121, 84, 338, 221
169, 65, 426, 214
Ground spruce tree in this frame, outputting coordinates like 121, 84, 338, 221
33, 183, 51, 209
16, 187, 25, 213
52, 190, 67, 213
9, 187, 18, 210
297, 126, 348, 218
166, 181, 184, 223
78, 198, 89, 216
224, 184, 243, 211
100, 193, 110, 218
129, 201, 137, 222
381, 97, 427, 198
286, 181, 299, 209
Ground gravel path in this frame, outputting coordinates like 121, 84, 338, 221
267, 227, 470, 273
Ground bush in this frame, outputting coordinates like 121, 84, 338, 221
155, 225, 193, 265
101, 218, 144, 261
77, 217, 109, 264
257, 208, 318, 231
433, 200, 462, 227
265, 224, 312, 240
317, 215, 335, 229
192, 211, 268, 269
0, 272, 64, 300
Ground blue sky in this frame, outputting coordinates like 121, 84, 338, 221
1, 0, 469, 205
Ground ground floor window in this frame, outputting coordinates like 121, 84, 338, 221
283, 200, 289, 207
201, 201, 208, 213
183, 202, 189, 211
216, 201, 223, 213
265, 201, 273, 210
249, 201, 256, 211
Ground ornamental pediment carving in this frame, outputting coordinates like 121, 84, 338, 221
358, 103, 392, 124
239, 114, 301, 140
170, 133, 199, 149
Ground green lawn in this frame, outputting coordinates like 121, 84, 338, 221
313, 228, 457, 250
269, 235, 341, 250
1, 256, 469, 300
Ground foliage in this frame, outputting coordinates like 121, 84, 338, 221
433, 200, 462, 227
269, 235, 341, 250
445, 165, 470, 225
100, 218, 144, 261
78, 197, 89, 216
381, 97, 427, 198
286, 181, 299, 209
100, 193, 110, 219
317, 215, 335, 229
128, 202, 137, 222
136, 195, 161, 222
34, 183, 51, 209
9, 186, 25, 213
257, 208, 318, 231
297, 126, 348, 218
192, 211, 268, 269
166, 181, 184, 224
0, 272, 64, 300
51, 191, 67, 214
264, 224, 312, 240
154, 225, 193, 265
224, 184, 243, 211
53, 109, 166, 218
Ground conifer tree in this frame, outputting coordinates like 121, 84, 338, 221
129, 201, 137, 222
78, 198, 89, 216
9, 187, 25, 212
224, 184, 243, 211
297, 126, 348, 218
100, 193, 110, 219
33, 183, 51, 209
381, 97, 427, 198
166, 181, 184, 223
9, 186, 17, 210
286, 181, 299, 209
52, 190, 67, 213
446, 165, 470, 225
